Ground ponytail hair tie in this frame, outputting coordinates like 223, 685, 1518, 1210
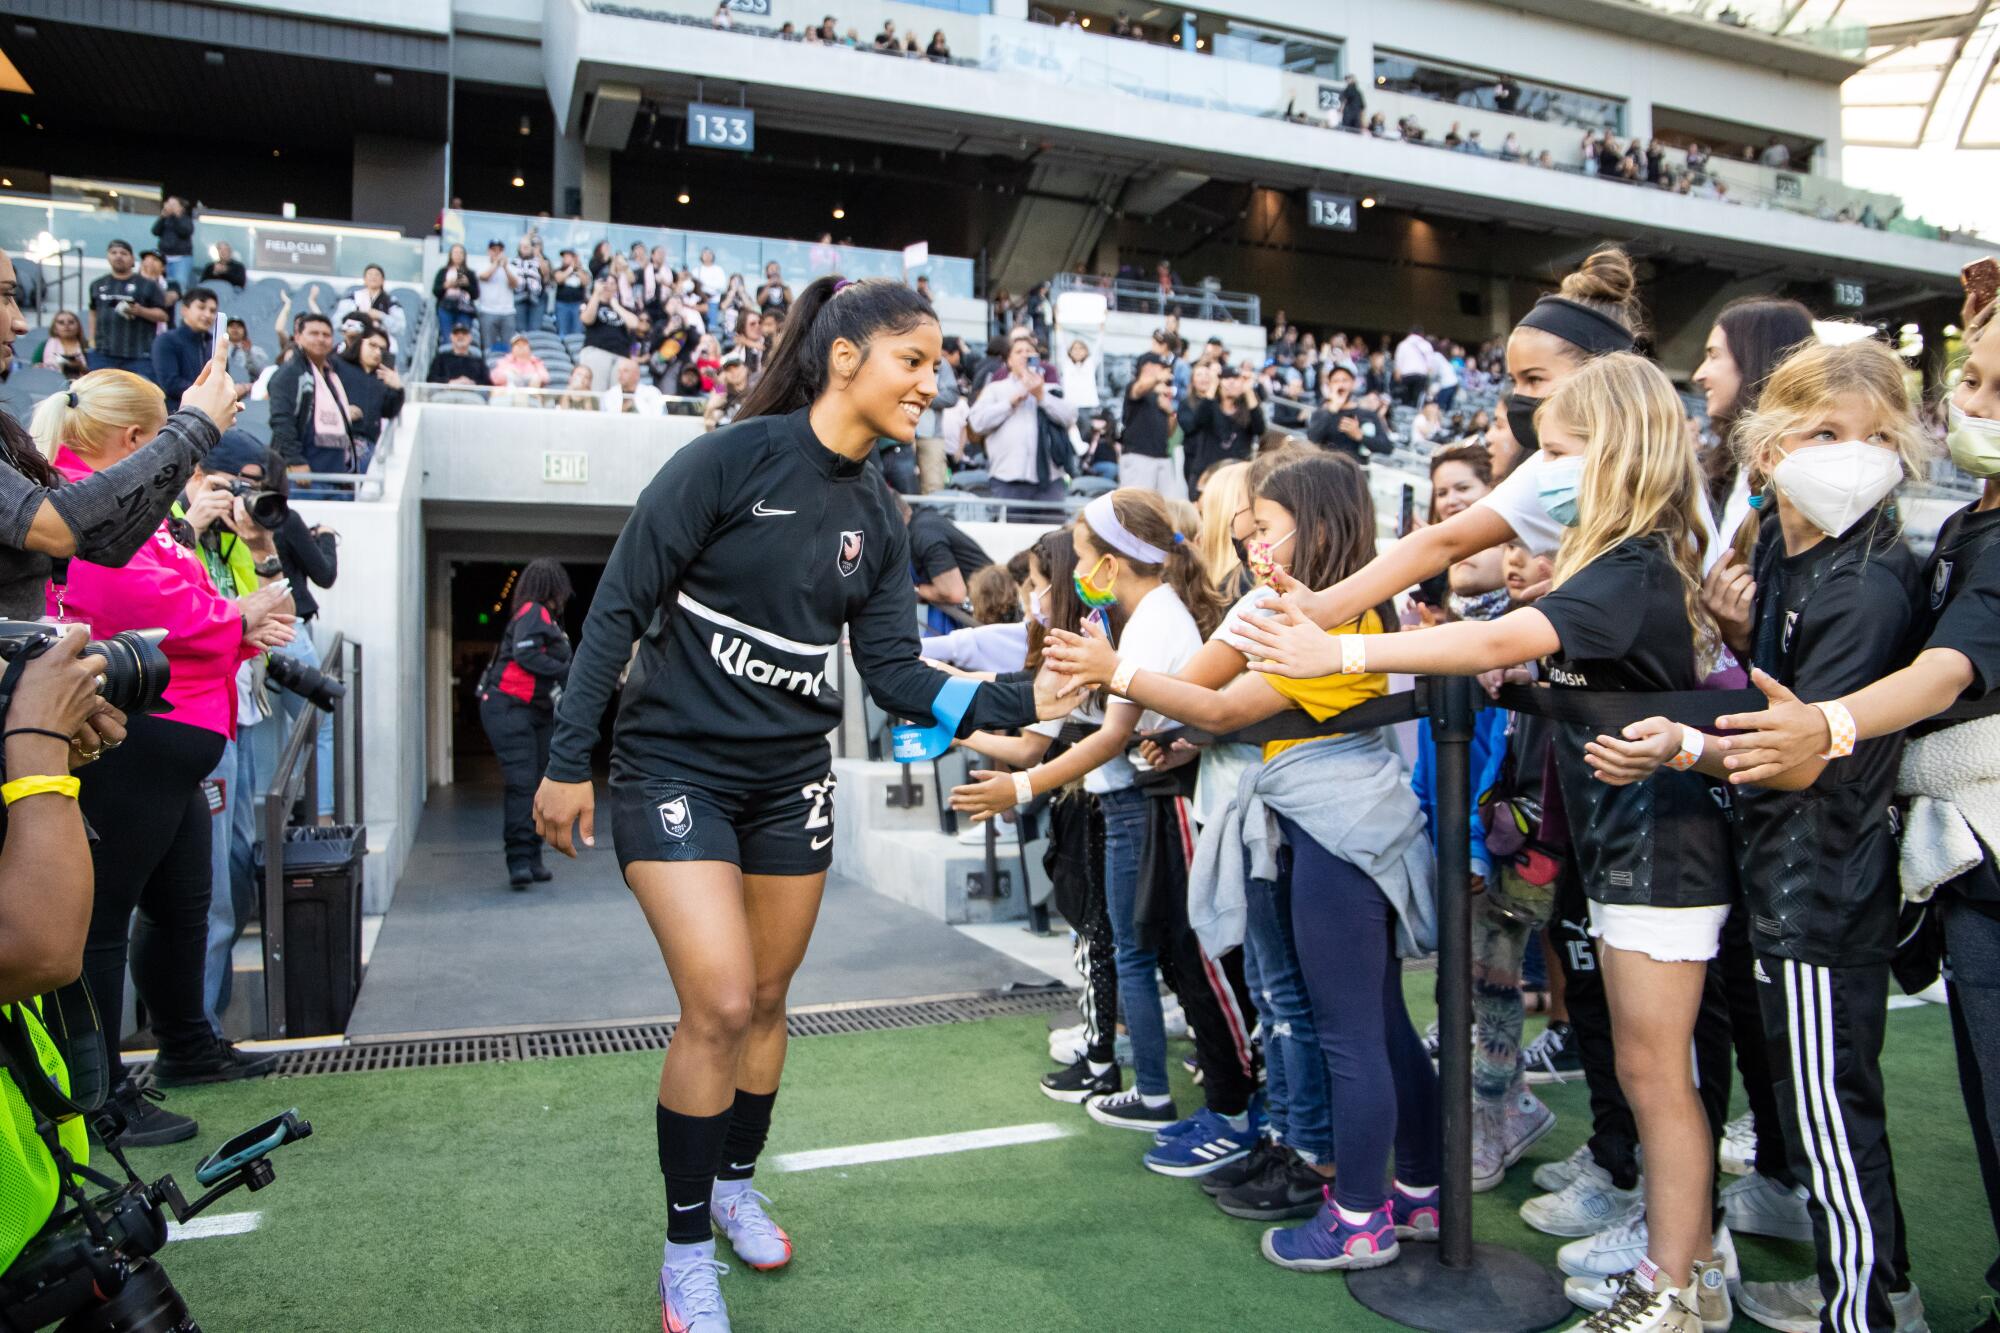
831, 278, 857, 296
64, 391, 77, 409
1171, 531, 1186, 546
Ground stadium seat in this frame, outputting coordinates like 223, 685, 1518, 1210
0, 366, 66, 425
234, 397, 272, 442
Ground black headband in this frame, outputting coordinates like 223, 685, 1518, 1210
1518, 296, 1634, 357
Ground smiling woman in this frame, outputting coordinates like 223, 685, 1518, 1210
531, 272, 1084, 1333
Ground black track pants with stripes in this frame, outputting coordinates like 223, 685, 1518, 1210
1755, 956, 1910, 1333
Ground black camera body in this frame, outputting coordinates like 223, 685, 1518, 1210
222, 480, 288, 532
0, 1107, 309, 1332
0, 622, 173, 716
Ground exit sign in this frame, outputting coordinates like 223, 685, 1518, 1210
543, 451, 588, 484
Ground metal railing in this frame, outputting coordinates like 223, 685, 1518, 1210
260, 632, 363, 1040
1048, 272, 1260, 326
404, 382, 710, 414
906, 492, 1076, 525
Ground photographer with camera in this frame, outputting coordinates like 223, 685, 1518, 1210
0, 629, 132, 1285
31, 375, 294, 1148
0, 250, 239, 628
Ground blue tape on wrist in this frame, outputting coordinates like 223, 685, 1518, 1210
892, 675, 982, 763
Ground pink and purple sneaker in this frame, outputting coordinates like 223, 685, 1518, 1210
1392, 1182, 1441, 1242
1260, 1188, 1401, 1272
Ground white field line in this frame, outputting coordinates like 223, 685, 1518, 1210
167, 1211, 262, 1242
769, 1122, 1073, 1174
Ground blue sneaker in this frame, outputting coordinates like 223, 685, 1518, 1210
1152, 1113, 1204, 1147
1391, 1183, 1441, 1242
1144, 1107, 1257, 1178
711, 1184, 792, 1271
660, 1243, 732, 1333
1261, 1191, 1401, 1272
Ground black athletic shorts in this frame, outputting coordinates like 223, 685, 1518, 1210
609, 770, 837, 877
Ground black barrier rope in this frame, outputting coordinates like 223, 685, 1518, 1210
1150, 666, 2000, 1331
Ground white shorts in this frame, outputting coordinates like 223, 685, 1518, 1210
1586, 900, 1730, 964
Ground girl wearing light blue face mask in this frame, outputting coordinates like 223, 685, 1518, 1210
917, 541, 1050, 675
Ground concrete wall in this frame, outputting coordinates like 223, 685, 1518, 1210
297, 430, 427, 914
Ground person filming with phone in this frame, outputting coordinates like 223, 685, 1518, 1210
966, 334, 1077, 504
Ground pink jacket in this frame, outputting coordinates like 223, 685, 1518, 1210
49, 447, 257, 739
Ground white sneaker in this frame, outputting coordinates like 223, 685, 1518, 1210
1566, 1275, 1701, 1332
1523, 1156, 1645, 1238
1567, 1250, 1735, 1332
1718, 1112, 1755, 1176
1048, 1023, 1087, 1066
1736, 1275, 1931, 1333
1720, 1171, 1813, 1243
1558, 1215, 1650, 1280
1534, 1143, 1596, 1194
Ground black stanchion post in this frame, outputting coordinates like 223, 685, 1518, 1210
1347, 674, 1572, 1333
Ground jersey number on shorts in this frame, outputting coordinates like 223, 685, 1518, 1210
802, 776, 835, 851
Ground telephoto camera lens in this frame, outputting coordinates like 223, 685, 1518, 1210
86, 628, 174, 716
264, 651, 346, 713
0, 622, 173, 716
227, 479, 289, 530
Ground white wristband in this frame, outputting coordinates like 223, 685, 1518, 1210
1012, 770, 1034, 807
1109, 659, 1138, 697
1812, 701, 1856, 760
1339, 635, 1368, 676
1665, 725, 1704, 771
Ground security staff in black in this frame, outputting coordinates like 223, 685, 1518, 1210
476, 558, 573, 889
533, 276, 1076, 1332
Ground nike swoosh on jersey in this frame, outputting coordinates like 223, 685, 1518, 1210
751, 500, 796, 517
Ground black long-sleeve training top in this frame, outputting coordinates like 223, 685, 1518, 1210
546, 407, 1038, 789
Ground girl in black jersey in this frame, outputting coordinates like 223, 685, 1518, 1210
1238, 354, 1733, 1333
533, 277, 1077, 1333
1592, 339, 1933, 1333
1719, 314, 2000, 1332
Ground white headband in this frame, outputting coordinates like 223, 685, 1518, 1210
1082, 493, 1170, 565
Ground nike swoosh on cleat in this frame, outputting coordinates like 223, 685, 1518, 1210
751, 500, 796, 517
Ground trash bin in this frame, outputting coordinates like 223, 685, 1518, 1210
257, 824, 365, 1037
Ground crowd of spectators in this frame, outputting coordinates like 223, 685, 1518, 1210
711, 4, 955, 60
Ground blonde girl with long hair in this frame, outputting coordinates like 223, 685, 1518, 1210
1238, 353, 1735, 1333
1590, 338, 1933, 1333
1195, 460, 1253, 598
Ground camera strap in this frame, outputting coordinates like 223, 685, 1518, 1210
0, 655, 32, 740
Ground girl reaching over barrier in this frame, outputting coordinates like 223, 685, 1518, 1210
533, 275, 1080, 1333
1045, 452, 1443, 1273
1234, 353, 1734, 1333
1581, 337, 1933, 1333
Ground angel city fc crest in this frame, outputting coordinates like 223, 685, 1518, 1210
838, 529, 865, 577
656, 795, 693, 841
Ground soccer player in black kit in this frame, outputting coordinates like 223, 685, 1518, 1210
533, 276, 1079, 1332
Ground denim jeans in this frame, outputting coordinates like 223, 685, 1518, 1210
1243, 852, 1334, 1162
551, 303, 583, 340
1100, 786, 1167, 1095
272, 626, 335, 817
163, 254, 193, 294
200, 737, 238, 1034
1945, 892, 2000, 1299
514, 294, 542, 334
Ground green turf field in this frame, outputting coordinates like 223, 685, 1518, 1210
123, 978, 1991, 1332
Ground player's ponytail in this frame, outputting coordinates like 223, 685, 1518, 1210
734, 275, 938, 425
